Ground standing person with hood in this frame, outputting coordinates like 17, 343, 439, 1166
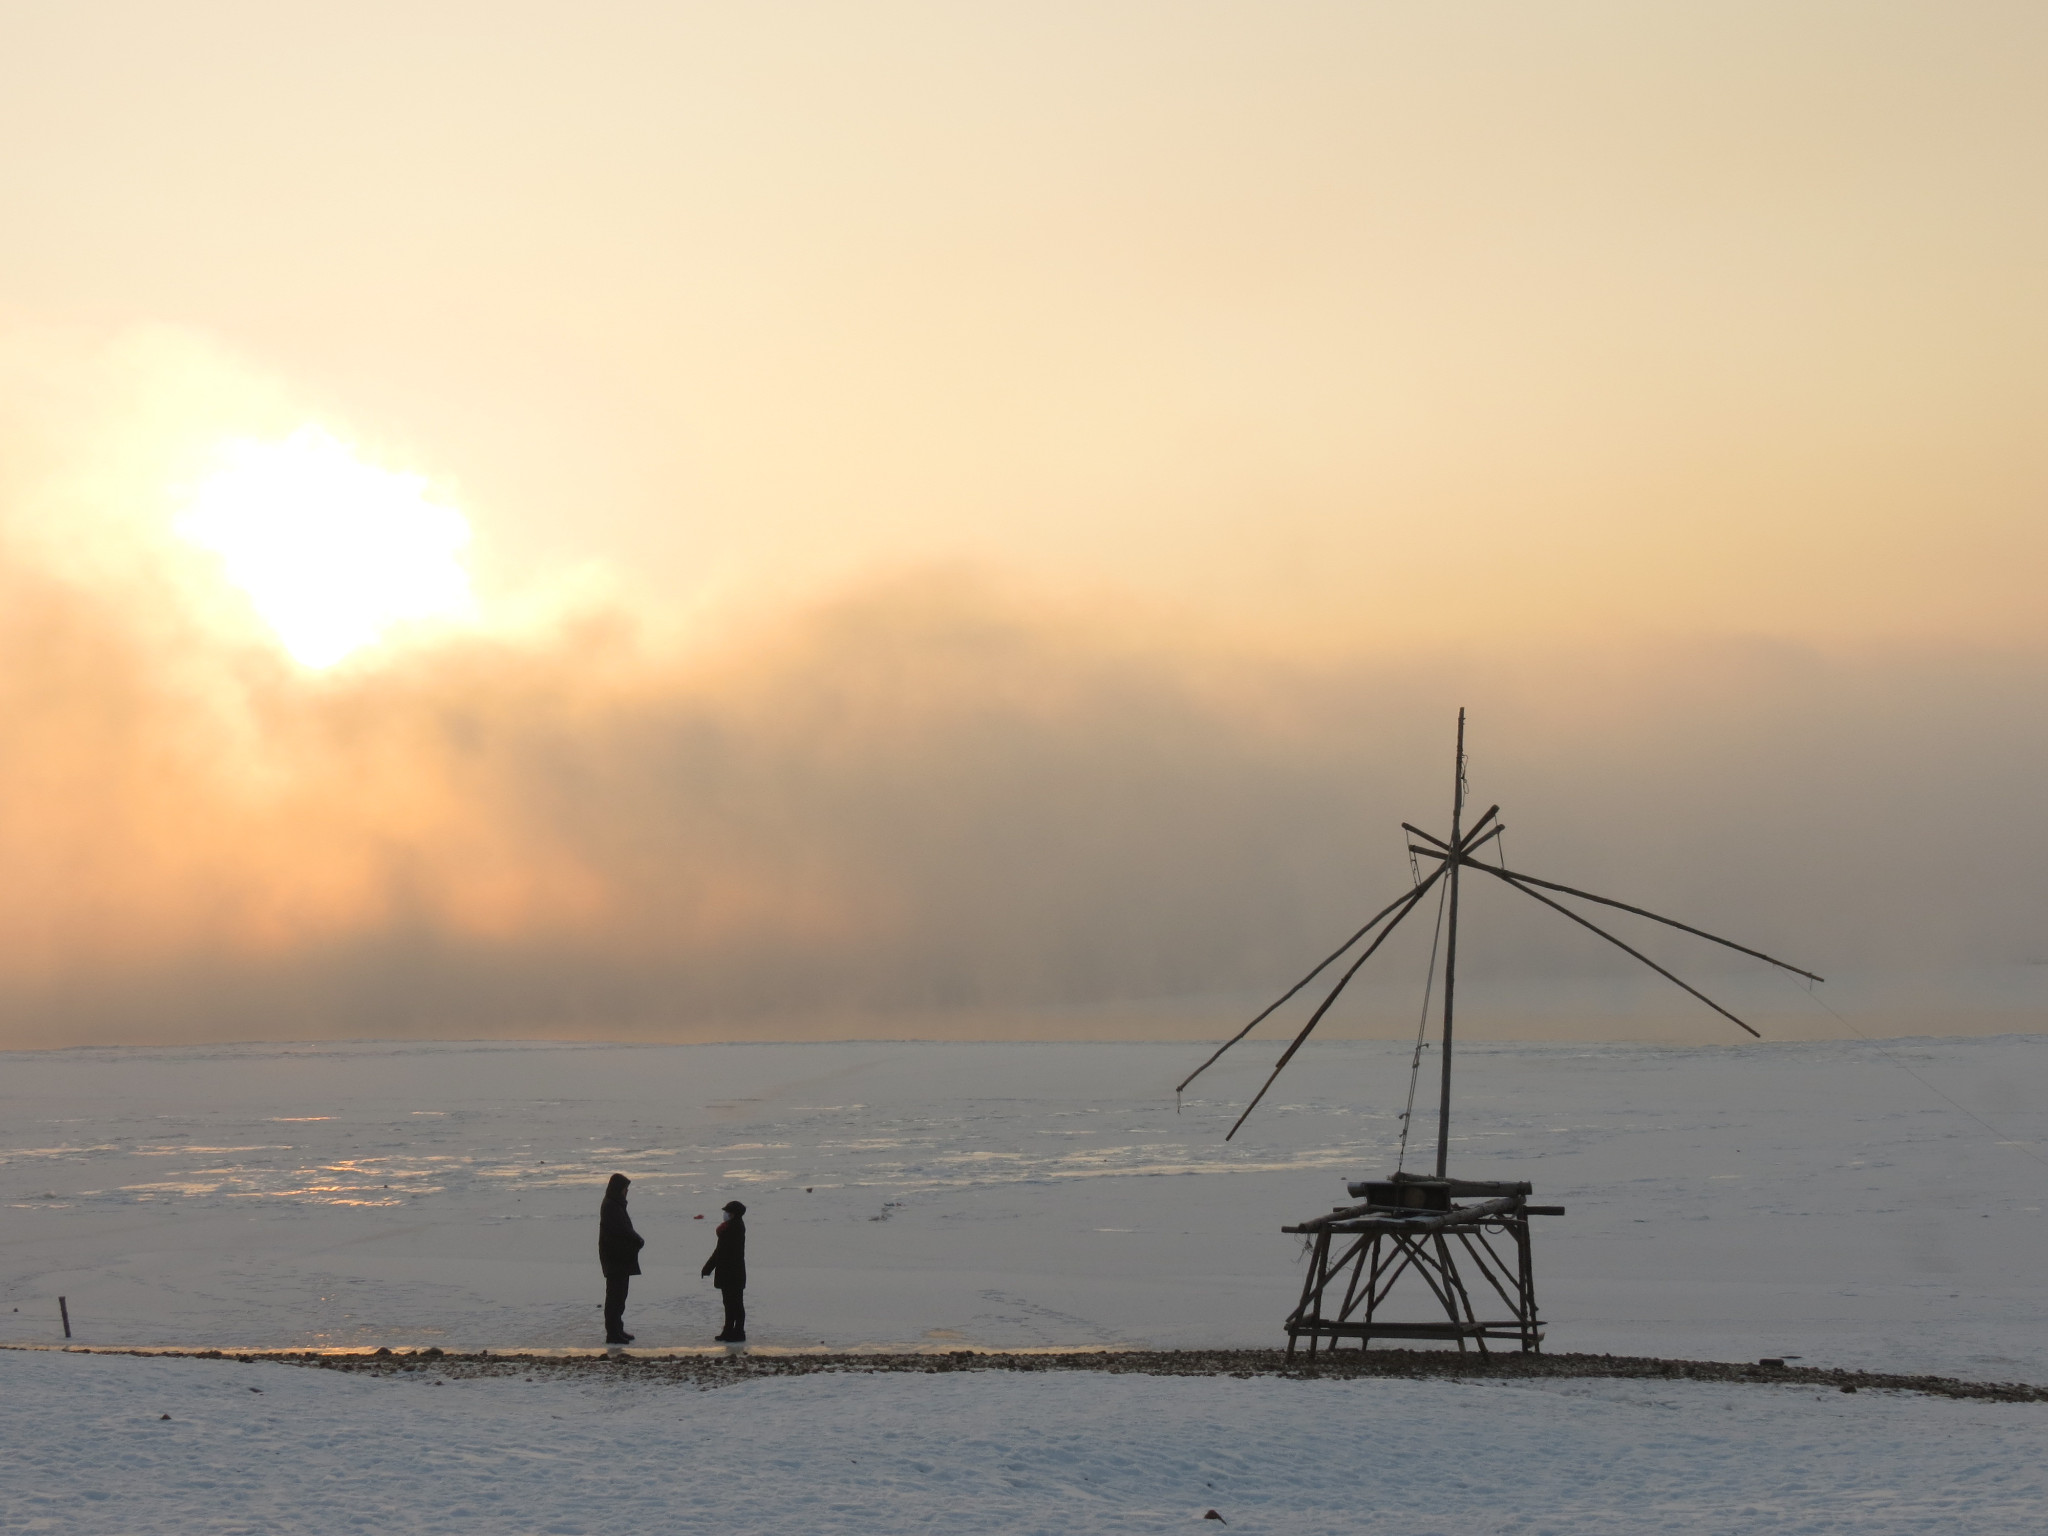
598, 1173, 645, 1345
701, 1200, 747, 1342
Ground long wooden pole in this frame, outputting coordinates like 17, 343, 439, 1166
1480, 865, 1762, 1038
1176, 882, 1444, 1096
1456, 862, 1822, 982
1225, 864, 1445, 1138
1435, 709, 1466, 1178
1407, 824, 1502, 864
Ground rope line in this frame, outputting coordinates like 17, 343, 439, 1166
1787, 979, 2048, 1172
1395, 873, 1451, 1174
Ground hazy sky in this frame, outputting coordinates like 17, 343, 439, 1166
1, 3, 2043, 1046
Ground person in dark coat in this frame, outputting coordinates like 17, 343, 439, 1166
598, 1173, 645, 1344
701, 1200, 747, 1342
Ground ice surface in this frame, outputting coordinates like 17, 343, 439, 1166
3, 1348, 2045, 1536
3, 1037, 2045, 1380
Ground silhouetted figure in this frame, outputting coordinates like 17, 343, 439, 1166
702, 1200, 747, 1341
598, 1173, 644, 1344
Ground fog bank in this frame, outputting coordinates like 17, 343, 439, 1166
2, 555, 2041, 1047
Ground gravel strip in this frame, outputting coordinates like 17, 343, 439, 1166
26, 1345, 2048, 1402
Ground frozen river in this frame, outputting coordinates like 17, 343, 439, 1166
3, 1036, 2045, 1380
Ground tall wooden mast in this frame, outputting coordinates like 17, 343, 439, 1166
1177, 711, 1821, 1139
1435, 707, 1466, 1177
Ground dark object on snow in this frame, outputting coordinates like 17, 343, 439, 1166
702, 1202, 747, 1340
59, 1296, 70, 1339
1204, 1512, 1228, 1524
600, 1173, 646, 1343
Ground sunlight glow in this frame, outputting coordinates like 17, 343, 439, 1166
178, 426, 476, 667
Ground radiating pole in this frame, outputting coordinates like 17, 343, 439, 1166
1224, 865, 1443, 1139
1176, 882, 1441, 1096
1436, 709, 1466, 1178
1482, 865, 1763, 1038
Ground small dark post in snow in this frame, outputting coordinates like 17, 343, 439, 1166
1177, 711, 1822, 1358
59, 1297, 70, 1339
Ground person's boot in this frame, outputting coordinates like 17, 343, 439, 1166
607, 1332, 634, 1345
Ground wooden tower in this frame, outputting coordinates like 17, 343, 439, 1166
1179, 711, 1821, 1355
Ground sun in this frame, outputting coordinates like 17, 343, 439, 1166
177, 426, 477, 668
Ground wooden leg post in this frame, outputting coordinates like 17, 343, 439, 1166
1516, 1217, 1541, 1353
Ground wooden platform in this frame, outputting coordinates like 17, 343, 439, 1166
1281, 1175, 1563, 1357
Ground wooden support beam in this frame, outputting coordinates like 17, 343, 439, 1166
1479, 866, 1763, 1039
1407, 822, 1504, 863
1379, 1175, 1533, 1196
1287, 1321, 1539, 1341
1470, 862, 1822, 983
1285, 1195, 1521, 1234
1177, 877, 1439, 1095
1457, 805, 1501, 848
1225, 865, 1445, 1139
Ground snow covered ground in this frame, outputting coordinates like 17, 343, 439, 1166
4, 1347, 2045, 1535
3, 1036, 2046, 1533
4, 1036, 2045, 1376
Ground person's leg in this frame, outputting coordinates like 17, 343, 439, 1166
604, 1274, 631, 1341
721, 1285, 745, 1340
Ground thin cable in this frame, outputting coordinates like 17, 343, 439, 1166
1788, 979, 2048, 1171
1394, 873, 1452, 1174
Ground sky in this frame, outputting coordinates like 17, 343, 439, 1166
0, 2, 2043, 1047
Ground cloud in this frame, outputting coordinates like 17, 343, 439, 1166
0, 328, 2041, 1049
0, 536, 2043, 1047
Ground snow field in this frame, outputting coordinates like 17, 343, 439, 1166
3, 1348, 2044, 1536
5, 1034, 2047, 1532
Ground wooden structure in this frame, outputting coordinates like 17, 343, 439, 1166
1282, 1174, 1564, 1356
1179, 710, 1820, 1356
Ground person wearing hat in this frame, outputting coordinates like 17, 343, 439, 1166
701, 1200, 747, 1342
597, 1173, 645, 1345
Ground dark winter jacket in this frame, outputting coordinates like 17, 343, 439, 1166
701, 1216, 746, 1289
598, 1174, 645, 1278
